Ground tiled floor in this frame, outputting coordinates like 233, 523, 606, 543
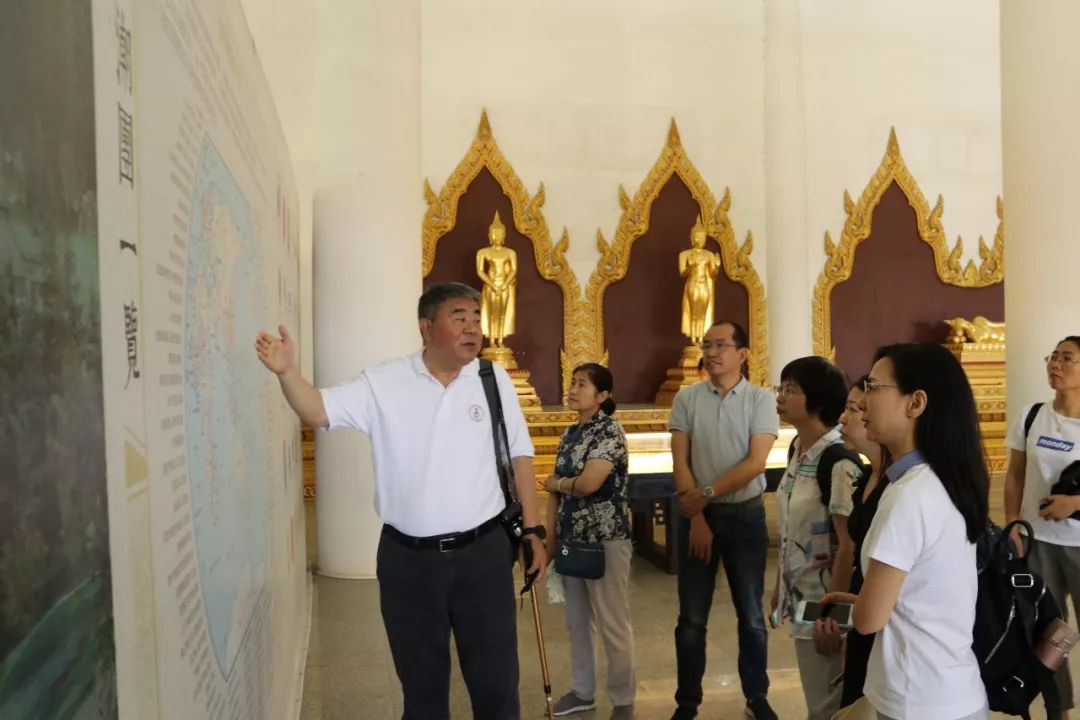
299, 501, 1071, 720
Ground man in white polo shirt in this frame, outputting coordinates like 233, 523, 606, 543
255, 282, 546, 719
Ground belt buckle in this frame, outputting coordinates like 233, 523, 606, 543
438, 537, 454, 553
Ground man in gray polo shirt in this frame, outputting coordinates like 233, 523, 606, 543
668, 320, 779, 720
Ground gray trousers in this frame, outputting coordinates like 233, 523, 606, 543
1028, 538, 1080, 713
795, 638, 843, 720
562, 539, 636, 707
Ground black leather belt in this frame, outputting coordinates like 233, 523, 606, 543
382, 515, 501, 552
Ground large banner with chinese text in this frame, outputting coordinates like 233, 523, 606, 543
93, 0, 307, 716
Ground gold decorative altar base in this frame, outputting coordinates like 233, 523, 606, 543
527, 405, 673, 479
945, 340, 1007, 472
304, 405, 798, 498
481, 346, 542, 411
654, 345, 704, 407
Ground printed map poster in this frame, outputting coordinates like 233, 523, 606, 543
94, 0, 307, 717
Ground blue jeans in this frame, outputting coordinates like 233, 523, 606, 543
674, 499, 769, 711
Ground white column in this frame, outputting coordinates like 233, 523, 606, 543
311, 0, 421, 578
1001, 1, 1080, 423
764, 0, 813, 381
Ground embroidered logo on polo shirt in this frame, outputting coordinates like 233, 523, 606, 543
1037, 435, 1075, 453
469, 404, 485, 422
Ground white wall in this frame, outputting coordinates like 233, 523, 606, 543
800, 0, 1002, 281
1001, 0, 1080, 421
241, 0, 316, 381
421, 0, 768, 287
244, 0, 1003, 373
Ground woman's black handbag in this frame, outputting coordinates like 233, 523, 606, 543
553, 486, 606, 579
555, 536, 605, 580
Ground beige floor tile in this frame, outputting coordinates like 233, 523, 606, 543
299, 497, 1070, 720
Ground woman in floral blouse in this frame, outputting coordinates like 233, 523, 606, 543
543, 363, 635, 720
770, 356, 861, 720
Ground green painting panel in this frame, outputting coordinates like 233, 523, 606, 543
0, 0, 118, 717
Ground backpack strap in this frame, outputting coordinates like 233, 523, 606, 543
1024, 402, 1044, 441
998, 520, 1045, 643
816, 443, 865, 510
478, 359, 516, 506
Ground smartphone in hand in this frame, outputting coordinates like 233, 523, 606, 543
795, 600, 853, 629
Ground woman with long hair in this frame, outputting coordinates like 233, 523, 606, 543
813, 376, 887, 709
822, 343, 989, 720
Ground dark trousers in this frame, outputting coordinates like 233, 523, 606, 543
377, 524, 520, 720
840, 627, 874, 707
674, 499, 769, 711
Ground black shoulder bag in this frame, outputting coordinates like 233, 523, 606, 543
478, 359, 538, 590
554, 492, 606, 580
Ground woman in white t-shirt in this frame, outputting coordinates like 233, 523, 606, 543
1003, 334, 1080, 720
823, 343, 989, 720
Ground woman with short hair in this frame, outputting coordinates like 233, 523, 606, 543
770, 356, 861, 720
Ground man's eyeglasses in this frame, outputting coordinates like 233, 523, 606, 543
859, 379, 898, 393
772, 385, 803, 397
1045, 353, 1079, 365
700, 341, 739, 352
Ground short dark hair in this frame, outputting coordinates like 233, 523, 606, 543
572, 362, 616, 415
711, 320, 749, 349
780, 356, 848, 426
417, 282, 480, 320
1059, 336, 1080, 351
873, 342, 989, 543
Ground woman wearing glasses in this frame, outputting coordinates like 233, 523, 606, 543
813, 376, 887, 710
822, 343, 989, 720
770, 357, 861, 720
1003, 335, 1080, 720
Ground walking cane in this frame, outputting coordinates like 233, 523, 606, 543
528, 584, 555, 720
520, 540, 555, 719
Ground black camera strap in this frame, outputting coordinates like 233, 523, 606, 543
479, 359, 539, 594
478, 359, 517, 507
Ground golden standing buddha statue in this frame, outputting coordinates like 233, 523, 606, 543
476, 211, 517, 348
655, 215, 723, 406
473, 210, 540, 410
679, 215, 720, 345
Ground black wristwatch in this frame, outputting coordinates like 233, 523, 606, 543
522, 525, 547, 540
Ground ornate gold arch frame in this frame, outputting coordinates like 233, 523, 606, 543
582, 119, 770, 386
811, 128, 1004, 358
422, 111, 582, 393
